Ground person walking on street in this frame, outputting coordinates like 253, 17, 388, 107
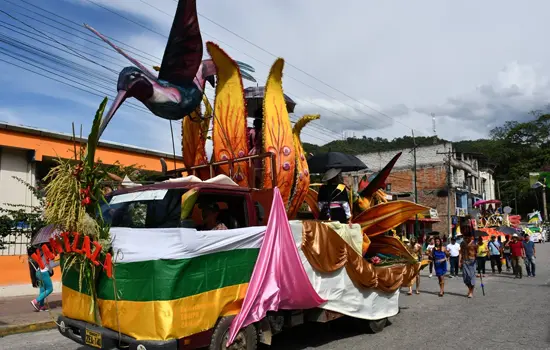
509, 234, 525, 279
30, 250, 59, 311
407, 237, 422, 295
426, 237, 435, 278
476, 238, 489, 277
446, 237, 461, 277
488, 235, 502, 274
460, 234, 477, 298
503, 235, 512, 272
432, 237, 448, 297
523, 234, 536, 277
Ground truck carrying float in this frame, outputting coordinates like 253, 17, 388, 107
29, 1, 430, 349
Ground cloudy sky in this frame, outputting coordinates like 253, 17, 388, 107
2, 0, 550, 156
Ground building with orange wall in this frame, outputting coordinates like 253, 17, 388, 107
0, 121, 184, 296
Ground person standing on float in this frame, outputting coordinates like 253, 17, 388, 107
317, 168, 352, 224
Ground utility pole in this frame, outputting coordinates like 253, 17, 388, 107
431, 113, 437, 145
412, 130, 419, 237
437, 148, 453, 238
446, 149, 452, 238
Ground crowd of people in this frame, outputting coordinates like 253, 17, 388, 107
405, 231, 537, 298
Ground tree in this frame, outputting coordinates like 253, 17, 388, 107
302, 111, 550, 217
0, 177, 46, 250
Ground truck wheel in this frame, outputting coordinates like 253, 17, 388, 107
367, 318, 387, 333
209, 316, 258, 350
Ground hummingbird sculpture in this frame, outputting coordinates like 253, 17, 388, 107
85, 0, 256, 137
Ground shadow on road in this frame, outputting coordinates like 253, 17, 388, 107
262, 317, 389, 350
420, 290, 469, 298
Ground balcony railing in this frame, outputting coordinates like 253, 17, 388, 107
455, 207, 468, 217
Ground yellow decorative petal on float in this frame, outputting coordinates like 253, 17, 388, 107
262, 58, 295, 204
181, 96, 211, 180
287, 114, 320, 218
207, 42, 249, 187
304, 188, 320, 218
353, 200, 428, 237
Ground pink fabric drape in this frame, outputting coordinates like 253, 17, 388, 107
226, 187, 326, 346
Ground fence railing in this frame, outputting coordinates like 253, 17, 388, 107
0, 231, 31, 256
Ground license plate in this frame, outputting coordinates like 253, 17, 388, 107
85, 329, 102, 348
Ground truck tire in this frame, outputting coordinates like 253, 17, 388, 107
209, 316, 258, 350
367, 318, 387, 333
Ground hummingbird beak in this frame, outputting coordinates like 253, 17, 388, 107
98, 90, 128, 138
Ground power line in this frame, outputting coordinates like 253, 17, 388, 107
190, 2, 428, 136
0, 2, 355, 147
88, 0, 419, 136
8, 0, 394, 143
9, 0, 162, 64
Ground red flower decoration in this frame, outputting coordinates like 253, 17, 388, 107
370, 256, 382, 265
81, 197, 91, 206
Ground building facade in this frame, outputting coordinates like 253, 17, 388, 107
355, 143, 496, 237
0, 122, 184, 296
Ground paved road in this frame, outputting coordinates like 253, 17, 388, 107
3, 244, 550, 350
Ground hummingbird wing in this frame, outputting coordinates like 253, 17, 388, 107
84, 24, 158, 81
359, 152, 402, 198
159, 0, 203, 86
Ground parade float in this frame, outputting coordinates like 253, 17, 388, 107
473, 199, 522, 240
30, 1, 429, 349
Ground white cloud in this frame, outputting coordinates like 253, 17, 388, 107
7, 0, 550, 151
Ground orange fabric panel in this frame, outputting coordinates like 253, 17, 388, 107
301, 221, 421, 293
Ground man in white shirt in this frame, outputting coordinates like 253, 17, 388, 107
446, 237, 461, 277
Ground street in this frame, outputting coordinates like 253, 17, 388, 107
3, 244, 550, 350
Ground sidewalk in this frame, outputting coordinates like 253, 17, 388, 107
0, 293, 61, 337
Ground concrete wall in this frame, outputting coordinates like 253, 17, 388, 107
480, 171, 496, 200
356, 143, 451, 171
0, 147, 36, 256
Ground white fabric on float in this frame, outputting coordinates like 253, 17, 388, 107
109, 221, 399, 320
289, 221, 399, 321
110, 226, 266, 263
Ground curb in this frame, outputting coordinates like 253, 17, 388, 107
0, 321, 57, 337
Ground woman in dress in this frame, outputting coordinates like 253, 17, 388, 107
432, 237, 448, 297
407, 237, 422, 295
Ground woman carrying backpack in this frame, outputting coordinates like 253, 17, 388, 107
29, 248, 59, 311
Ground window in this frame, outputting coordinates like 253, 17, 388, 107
194, 192, 249, 229
102, 188, 250, 230
101, 189, 186, 229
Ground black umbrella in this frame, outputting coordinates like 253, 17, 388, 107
496, 226, 517, 235
244, 86, 296, 118
307, 152, 368, 174
474, 230, 489, 237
